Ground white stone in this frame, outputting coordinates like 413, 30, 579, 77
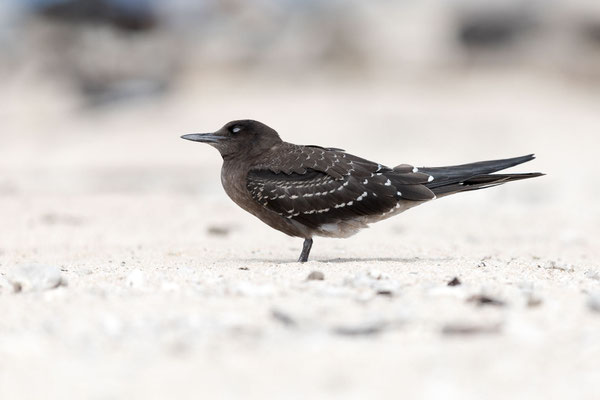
8, 264, 65, 292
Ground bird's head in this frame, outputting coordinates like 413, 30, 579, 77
181, 120, 282, 159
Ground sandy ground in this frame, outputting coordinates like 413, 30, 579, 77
1, 72, 599, 399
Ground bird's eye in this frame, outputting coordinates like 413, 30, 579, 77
231, 126, 242, 133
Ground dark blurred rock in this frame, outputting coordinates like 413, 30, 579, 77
447, 277, 462, 286
455, 9, 535, 51
466, 294, 505, 307
36, 0, 158, 32
581, 20, 600, 47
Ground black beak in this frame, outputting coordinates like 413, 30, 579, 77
180, 133, 224, 143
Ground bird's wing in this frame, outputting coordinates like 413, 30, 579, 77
254, 143, 375, 179
247, 146, 435, 229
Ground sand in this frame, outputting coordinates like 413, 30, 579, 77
1, 72, 599, 399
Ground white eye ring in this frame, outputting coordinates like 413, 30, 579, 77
232, 126, 241, 133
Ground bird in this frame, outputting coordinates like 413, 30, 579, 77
181, 119, 542, 262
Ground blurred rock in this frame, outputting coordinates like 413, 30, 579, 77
526, 295, 543, 308
466, 294, 505, 307
36, 0, 158, 32
456, 9, 534, 50
8, 264, 66, 292
441, 322, 502, 336
588, 294, 600, 313
306, 271, 325, 281
207, 225, 232, 237
332, 319, 396, 336
447, 277, 462, 286
271, 309, 297, 327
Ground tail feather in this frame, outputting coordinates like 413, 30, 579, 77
419, 154, 543, 197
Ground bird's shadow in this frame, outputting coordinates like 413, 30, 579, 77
230, 256, 452, 265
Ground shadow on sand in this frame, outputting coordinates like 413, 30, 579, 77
230, 256, 453, 264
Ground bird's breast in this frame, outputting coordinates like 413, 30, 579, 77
220, 164, 309, 238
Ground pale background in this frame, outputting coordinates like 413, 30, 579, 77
1, 1, 599, 399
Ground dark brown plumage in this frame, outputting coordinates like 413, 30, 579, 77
182, 120, 543, 262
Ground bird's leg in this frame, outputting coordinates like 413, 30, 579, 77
298, 238, 313, 263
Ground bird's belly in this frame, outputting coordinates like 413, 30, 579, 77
312, 200, 419, 238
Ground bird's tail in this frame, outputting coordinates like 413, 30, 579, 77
419, 154, 543, 197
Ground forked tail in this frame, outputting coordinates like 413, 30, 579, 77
419, 154, 543, 197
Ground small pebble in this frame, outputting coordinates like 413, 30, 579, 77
271, 309, 297, 327
447, 277, 462, 286
207, 225, 231, 236
307, 271, 325, 281
333, 320, 391, 336
467, 294, 505, 307
526, 295, 543, 308
8, 264, 65, 292
442, 322, 502, 336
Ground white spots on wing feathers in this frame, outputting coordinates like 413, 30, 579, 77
356, 192, 368, 201
285, 188, 375, 219
249, 146, 438, 223
336, 180, 350, 191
